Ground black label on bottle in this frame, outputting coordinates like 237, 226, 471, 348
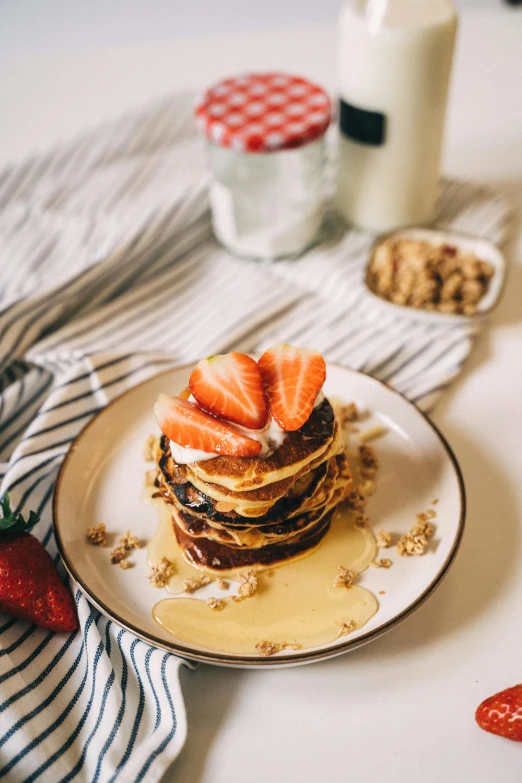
339, 99, 386, 146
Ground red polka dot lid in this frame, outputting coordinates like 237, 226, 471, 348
195, 73, 331, 153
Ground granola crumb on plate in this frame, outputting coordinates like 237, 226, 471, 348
148, 557, 175, 587
86, 522, 107, 546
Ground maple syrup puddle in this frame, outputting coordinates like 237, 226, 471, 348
145, 488, 379, 656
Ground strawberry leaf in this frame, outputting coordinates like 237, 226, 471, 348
0, 493, 40, 534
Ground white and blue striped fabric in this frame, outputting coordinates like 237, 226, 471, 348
0, 91, 512, 781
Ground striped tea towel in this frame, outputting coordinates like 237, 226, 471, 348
0, 91, 513, 782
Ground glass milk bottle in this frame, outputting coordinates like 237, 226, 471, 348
336, 0, 458, 233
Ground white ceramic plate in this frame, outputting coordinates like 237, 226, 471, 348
363, 227, 506, 325
53, 364, 465, 668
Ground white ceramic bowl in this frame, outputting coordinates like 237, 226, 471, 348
363, 227, 506, 325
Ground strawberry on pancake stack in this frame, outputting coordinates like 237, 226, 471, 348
152, 345, 352, 572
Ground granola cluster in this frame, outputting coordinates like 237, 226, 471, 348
366, 238, 494, 316
340, 402, 359, 426
375, 530, 392, 548
338, 620, 356, 637
182, 574, 211, 593
237, 570, 258, 598
207, 597, 226, 611
397, 509, 436, 557
111, 530, 142, 568
86, 523, 107, 546
358, 444, 378, 498
333, 565, 354, 588
255, 640, 302, 657
147, 556, 175, 587
370, 558, 392, 569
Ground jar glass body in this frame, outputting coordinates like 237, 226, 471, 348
206, 138, 327, 261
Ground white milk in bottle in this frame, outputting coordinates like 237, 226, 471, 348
336, 0, 458, 233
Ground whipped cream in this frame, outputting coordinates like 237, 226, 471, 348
170, 392, 324, 465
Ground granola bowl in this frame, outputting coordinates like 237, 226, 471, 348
53, 363, 465, 668
363, 227, 506, 325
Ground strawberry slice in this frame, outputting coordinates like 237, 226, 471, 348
154, 394, 262, 457
189, 353, 268, 430
476, 684, 522, 742
258, 344, 326, 432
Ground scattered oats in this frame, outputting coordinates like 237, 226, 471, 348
397, 532, 427, 557
119, 558, 132, 570
412, 520, 435, 538
215, 501, 235, 513
334, 565, 354, 588
255, 640, 301, 657
375, 530, 392, 548
144, 469, 158, 488
216, 578, 229, 590
359, 424, 388, 443
425, 508, 436, 519
346, 489, 366, 513
86, 523, 107, 546
143, 434, 157, 462
147, 557, 175, 587
183, 575, 211, 593
369, 558, 392, 568
378, 591, 386, 595
358, 444, 378, 475
238, 570, 258, 598
256, 641, 283, 657
207, 597, 226, 611
431, 498, 439, 505
341, 402, 359, 424
110, 544, 128, 564
119, 530, 141, 550
338, 620, 356, 637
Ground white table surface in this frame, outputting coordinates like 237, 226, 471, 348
2, 6, 522, 782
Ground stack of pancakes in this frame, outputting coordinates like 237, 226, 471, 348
154, 399, 352, 572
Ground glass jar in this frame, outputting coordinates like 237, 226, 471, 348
195, 73, 331, 261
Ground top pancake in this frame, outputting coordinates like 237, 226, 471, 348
187, 399, 337, 492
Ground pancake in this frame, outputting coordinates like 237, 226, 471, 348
157, 458, 332, 526
166, 455, 351, 551
172, 506, 335, 571
165, 457, 341, 542
151, 393, 351, 573
188, 400, 336, 491
157, 439, 319, 519
156, 412, 344, 519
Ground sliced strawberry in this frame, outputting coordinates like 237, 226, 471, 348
189, 353, 268, 430
476, 684, 522, 742
154, 394, 262, 457
258, 344, 326, 432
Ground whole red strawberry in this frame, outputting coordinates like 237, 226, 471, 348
476, 684, 522, 742
0, 493, 79, 633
